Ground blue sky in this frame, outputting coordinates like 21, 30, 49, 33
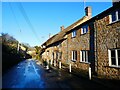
2, 2, 112, 47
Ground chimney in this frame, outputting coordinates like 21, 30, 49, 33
112, 0, 120, 6
60, 26, 65, 31
85, 6, 92, 18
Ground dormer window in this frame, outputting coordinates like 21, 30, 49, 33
81, 25, 88, 34
110, 9, 120, 23
72, 30, 77, 37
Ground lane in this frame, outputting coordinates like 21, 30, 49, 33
2, 60, 27, 88
2, 59, 108, 89
2, 59, 46, 88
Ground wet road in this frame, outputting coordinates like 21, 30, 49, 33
2, 59, 107, 89
2, 59, 46, 88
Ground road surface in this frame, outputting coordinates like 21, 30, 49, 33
2, 59, 108, 89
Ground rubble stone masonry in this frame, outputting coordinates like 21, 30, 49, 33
96, 15, 120, 79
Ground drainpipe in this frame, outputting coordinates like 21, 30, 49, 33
94, 20, 98, 75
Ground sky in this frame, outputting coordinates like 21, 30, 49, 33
2, 1, 112, 47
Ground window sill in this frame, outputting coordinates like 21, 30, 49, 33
80, 33, 88, 36
80, 61, 90, 64
71, 60, 77, 62
107, 20, 120, 26
71, 36, 76, 38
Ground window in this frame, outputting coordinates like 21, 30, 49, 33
80, 50, 89, 63
81, 25, 88, 34
110, 9, 120, 23
72, 30, 77, 37
108, 49, 120, 67
52, 52, 54, 60
58, 52, 62, 60
56, 52, 58, 60
111, 11, 116, 22
72, 50, 77, 61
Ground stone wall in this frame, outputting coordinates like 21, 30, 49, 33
61, 39, 68, 64
96, 14, 120, 79
66, 26, 91, 74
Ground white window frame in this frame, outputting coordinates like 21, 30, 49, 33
109, 9, 120, 23
81, 25, 88, 35
72, 50, 77, 61
80, 50, 89, 63
108, 49, 120, 67
81, 28, 83, 34
72, 30, 77, 37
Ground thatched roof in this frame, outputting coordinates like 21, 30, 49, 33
42, 16, 90, 47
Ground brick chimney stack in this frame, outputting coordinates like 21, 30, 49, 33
85, 6, 92, 19
60, 26, 65, 31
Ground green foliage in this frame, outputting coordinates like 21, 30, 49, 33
34, 46, 42, 60
1, 33, 18, 45
21, 43, 30, 52
1, 33, 25, 74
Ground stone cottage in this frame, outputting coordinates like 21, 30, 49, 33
64, 2, 120, 79
41, 2, 120, 79
41, 6, 92, 67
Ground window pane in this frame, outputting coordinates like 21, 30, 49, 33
111, 57, 116, 65
111, 50, 115, 57
75, 51, 77, 60
83, 27, 85, 34
53, 53, 54, 60
118, 50, 120, 65
82, 51, 84, 61
75, 30, 76, 36
111, 50, 116, 65
111, 11, 116, 22
74, 31, 75, 36
85, 26, 88, 33
84, 51, 86, 62
56, 52, 58, 59
86, 51, 88, 62
118, 9, 120, 20
73, 51, 74, 60
82, 27, 85, 34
